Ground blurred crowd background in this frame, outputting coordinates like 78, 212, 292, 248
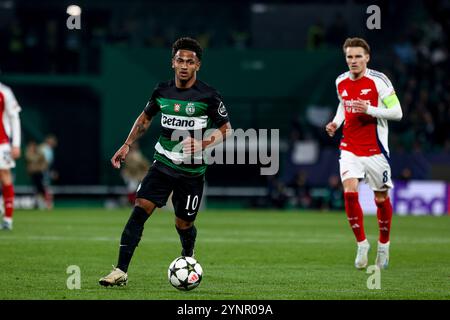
0, 0, 448, 210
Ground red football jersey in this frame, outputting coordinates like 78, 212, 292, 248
0, 83, 21, 146
335, 68, 395, 157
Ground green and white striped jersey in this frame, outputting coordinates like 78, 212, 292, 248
144, 79, 229, 176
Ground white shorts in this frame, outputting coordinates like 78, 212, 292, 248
0, 143, 15, 170
339, 150, 393, 191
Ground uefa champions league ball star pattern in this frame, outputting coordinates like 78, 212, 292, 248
168, 256, 203, 291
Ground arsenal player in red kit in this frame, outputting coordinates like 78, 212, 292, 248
326, 38, 402, 269
0, 82, 22, 230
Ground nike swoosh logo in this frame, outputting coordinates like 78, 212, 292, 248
160, 105, 169, 109
187, 212, 196, 216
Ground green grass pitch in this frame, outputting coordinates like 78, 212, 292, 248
0, 208, 449, 300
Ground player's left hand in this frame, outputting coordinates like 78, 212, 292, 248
11, 146, 21, 159
111, 144, 130, 169
353, 98, 369, 113
182, 137, 203, 155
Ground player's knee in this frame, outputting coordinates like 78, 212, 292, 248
175, 218, 193, 230
343, 185, 358, 193
374, 193, 388, 203
135, 198, 156, 215
342, 178, 359, 193
0, 169, 12, 185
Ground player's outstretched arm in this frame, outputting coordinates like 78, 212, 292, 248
369, 94, 403, 121
326, 103, 344, 137
202, 121, 232, 150
353, 95, 403, 121
182, 122, 232, 154
111, 112, 153, 169
325, 122, 338, 137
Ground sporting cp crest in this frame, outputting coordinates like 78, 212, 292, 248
185, 102, 195, 116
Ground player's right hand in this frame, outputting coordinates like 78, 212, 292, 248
111, 144, 130, 169
11, 146, 21, 159
325, 122, 337, 137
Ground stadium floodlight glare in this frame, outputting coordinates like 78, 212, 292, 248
0, 1, 14, 9
66, 5, 82, 16
251, 4, 267, 14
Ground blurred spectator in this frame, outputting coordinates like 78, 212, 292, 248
45, 19, 59, 73
25, 140, 52, 210
229, 29, 250, 49
306, 19, 326, 50
62, 31, 81, 73
389, 11, 450, 154
325, 175, 344, 210
6, 22, 24, 71
393, 35, 417, 65
267, 176, 289, 209
288, 170, 312, 209
399, 167, 413, 182
39, 134, 58, 207
40, 134, 58, 173
121, 142, 150, 205
23, 28, 40, 71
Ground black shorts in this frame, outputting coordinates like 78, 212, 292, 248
136, 161, 205, 222
31, 172, 46, 194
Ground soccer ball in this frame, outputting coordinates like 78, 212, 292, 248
168, 256, 203, 291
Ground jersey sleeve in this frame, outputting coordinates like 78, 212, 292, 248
143, 87, 161, 117
332, 76, 345, 127
205, 92, 230, 127
335, 72, 347, 103
375, 73, 395, 101
1, 86, 22, 147
335, 85, 342, 104
3, 86, 22, 116
332, 102, 345, 128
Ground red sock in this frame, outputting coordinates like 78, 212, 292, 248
44, 190, 53, 209
376, 197, 393, 244
3, 184, 14, 219
127, 193, 136, 205
344, 192, 366, 242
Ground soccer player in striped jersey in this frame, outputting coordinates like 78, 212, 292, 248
0, 82, 21, 231
325, 38, 402, 270
100, 37, 231, 286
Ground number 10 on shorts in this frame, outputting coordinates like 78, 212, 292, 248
185, 195, 199, 211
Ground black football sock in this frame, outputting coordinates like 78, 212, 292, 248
176, 225, 197, 257
117, 206, 150, 272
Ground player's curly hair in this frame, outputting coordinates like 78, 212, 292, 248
343, 37, 371, 54
172, 37, 203, 61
